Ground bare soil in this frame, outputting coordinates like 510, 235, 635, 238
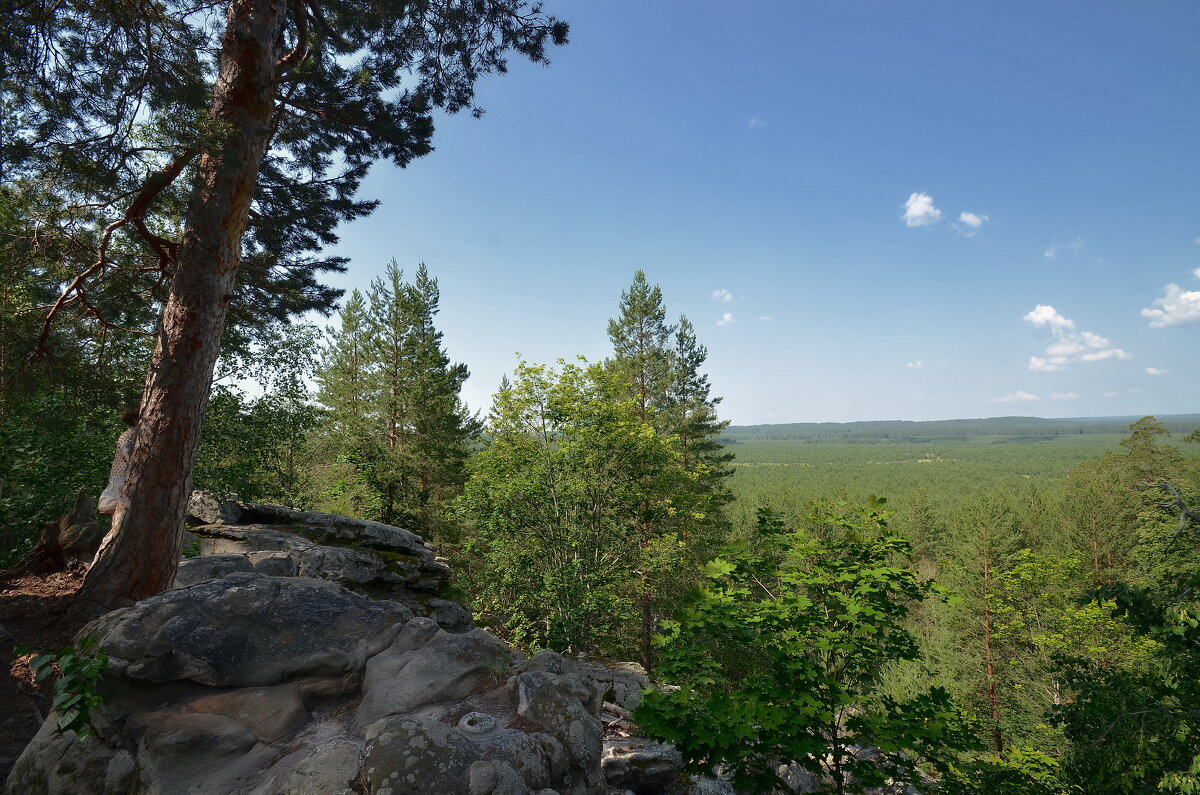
0, 565, 88, 783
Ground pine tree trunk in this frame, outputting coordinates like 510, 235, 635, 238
78, 0, 288, 611
981, 556, 1003, 753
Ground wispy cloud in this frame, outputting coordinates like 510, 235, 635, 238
906, 359, 948, 370
990, 390, 1040, 403
1146, 367, 1171, 376
758, 315, 772, 322
748, 115, 767, 130
1050, 392, 1080, 400
711, 288, 733, 302
903, 192, 942, 228
1102, 391, 1121, 398
1023, 304, 1130, 371
1043, 236, 1085, 260
717, 313, 735, 326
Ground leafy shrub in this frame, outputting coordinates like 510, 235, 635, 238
17, 636, 109, 739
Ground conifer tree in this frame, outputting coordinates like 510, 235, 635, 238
367, 261, 416, 524
317, 290, 372, 439
607, 270, 675, 425
668, 315, 734, 507
314, 263, 476, 540
605, 270, 733, 671
943, 490, 1022, 753
311, 289, 380, 517
397, 264, 479, 543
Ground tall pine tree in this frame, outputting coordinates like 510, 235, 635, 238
605, 270, 732, 671
314, 262, 476, 541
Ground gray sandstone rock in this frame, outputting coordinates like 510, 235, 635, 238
515, 670, 605, 794
176, 503, 460, 628
6, 572, 609, 795
187, 490, 244, 525
265, 739, 363, 795
601, 737, 683, 793
357, 621, 512, 728
174, 553, 254, 587
362, 714, 491, 794
89, 572, 411, 687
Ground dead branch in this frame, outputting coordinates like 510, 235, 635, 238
1139, 482, 1200, 544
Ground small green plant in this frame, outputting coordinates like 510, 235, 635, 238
181, 539, 202, 558
15, 635, 109, 739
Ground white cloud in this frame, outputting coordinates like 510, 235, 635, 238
959, 211, 987, 229
1146, 367, 1171, 376
1024, 304, 1075, 332
1194, 268, 1200, 279
903, 192, 942, 228
1029, 357, 1066, 373
1043, 236, 1085, 260
1079, 348, 1129, 363
956, 211, 989, 236
1050, 392, 1080, 400
990, 391, 1040, 403
717, 313, 735, 326
906, 360, 926, 370
758, 315, 772, 321
1023, 304, 1131, 371
1142, 283, 1200, 327
711, 288, 733, 302
1102, 391, 1121, 398
748, 115, 767, 130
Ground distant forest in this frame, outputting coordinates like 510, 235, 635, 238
721, 414, 1200, 443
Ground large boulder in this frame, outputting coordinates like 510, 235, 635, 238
175, 493, 469, 631
186, 490, 243, 526
5, 573, 606, 795
601, 738, 683, 793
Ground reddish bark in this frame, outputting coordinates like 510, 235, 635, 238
981, 556, 1003, 753
78, 0, 290, 610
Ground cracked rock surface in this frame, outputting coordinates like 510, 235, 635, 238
5, 570, 608, 795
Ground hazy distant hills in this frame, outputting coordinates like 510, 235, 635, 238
720, 414, 1200, 443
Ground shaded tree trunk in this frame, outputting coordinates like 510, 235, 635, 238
78, 0, 288, 610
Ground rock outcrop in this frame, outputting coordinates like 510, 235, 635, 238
176, 495, 471, 632
6, 571, 611, 794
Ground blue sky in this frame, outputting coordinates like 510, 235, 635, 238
319, 1, 1199, 425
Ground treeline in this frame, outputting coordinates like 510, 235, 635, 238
724, 414, 1200, 443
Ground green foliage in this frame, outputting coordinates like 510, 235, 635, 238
311, 263, 478, 539
2, 0, 569, 363
606, 271, 733, 668
194, 321, 324, 506
934, 747, 1076, 795
458, 359, 682, 655
16, 636, 109, 740
636, 501, 979, 794
0, 399, 123, 566
1054, 584, 1200, 793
